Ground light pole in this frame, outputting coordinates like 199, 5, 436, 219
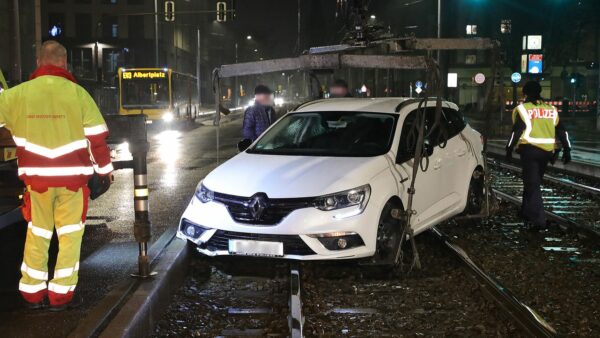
154, 0, 159, 67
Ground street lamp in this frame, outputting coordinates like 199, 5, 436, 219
246, 35, 252, 40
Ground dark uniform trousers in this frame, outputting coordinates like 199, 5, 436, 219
519, 144, 553, 227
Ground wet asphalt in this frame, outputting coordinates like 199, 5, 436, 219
0, 115, 242, 337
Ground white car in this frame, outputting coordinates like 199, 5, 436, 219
178, 98, 485, 264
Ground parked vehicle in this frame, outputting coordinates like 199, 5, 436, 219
178, 98, 485, 264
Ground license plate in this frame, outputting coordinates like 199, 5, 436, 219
228, 239, 284, 257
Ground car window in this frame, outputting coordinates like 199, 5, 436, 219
396, 107, 441, 163
442, 108, 466, 139
249, 111, 397, 157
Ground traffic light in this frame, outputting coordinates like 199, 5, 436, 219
216, 2, 227, 22
164, 1, 175, 22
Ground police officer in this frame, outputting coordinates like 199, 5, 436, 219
0, 41, 113, 310
506, 81, 571, 231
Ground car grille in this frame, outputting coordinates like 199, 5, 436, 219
204, 230, 316, 256
213, 192, 315, 225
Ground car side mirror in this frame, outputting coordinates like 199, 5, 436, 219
237, 139, 252, 152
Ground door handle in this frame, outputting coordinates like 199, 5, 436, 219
433, 158, 442, 170
455, 149, 467, 157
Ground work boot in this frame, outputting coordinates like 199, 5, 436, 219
23, 299, 46, 310
525, 221, 546, 232
48, 294, 82, 312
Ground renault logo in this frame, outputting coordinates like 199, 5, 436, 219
249, 194, 268, 220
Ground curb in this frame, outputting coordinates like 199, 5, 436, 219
97, 239, 190, 338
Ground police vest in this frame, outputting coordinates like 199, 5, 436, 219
512, 102, 558, 152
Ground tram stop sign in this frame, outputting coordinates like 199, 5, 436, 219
511, 72, 522, 84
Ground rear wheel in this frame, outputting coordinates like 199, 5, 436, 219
372, 201, 404, 266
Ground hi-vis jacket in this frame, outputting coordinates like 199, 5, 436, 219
506, 101, 571, 153
0, 66, 113, 191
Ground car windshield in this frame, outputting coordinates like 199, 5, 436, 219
248, 111, 397, 157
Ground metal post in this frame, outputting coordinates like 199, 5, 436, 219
197, 28, 202, 106
130, 115, 155, 278
154, 0, 159, 67
12, 0, 22, 83
234, 42, 238, 107
214, 76, 221, 164
34, 0, 41, 58
437, 0, 441, 63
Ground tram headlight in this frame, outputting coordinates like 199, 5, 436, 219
274, 97, 285, 106
162, 111, 174, 122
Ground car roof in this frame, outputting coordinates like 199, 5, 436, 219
294, 97, 459, 116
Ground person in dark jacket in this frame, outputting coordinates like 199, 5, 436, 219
329, 79, 353, 98
242, 85, 276, 141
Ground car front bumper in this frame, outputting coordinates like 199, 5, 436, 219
176, 196, 378, 260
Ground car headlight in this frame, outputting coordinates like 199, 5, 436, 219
313, 185, 371, 212
195, 182, 214, 203
162, 112, 174, 122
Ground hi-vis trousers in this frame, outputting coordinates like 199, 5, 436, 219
19, 186, 89, 306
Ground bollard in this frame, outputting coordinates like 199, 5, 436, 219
130, 140, 155, 278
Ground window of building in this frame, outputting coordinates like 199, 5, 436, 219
101, 15, 118, 38
69, 48, 94, 80
75, 13, 92, 39
128, 15, 145, 38
500, 19, 512, 34
466, 24, 477, 36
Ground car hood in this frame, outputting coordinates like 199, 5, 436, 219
203, 152, 390, 198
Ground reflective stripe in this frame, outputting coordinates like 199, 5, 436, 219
84, 124, 108, 136
28, 222, 53, 239
552, 108, 558, 126
14, 138, 88, 159
48, 282, 76, 294
19, 166, 95, 176
21, 262, 49, 280
19, 281, 47, 293
13, 136, 26, 146
134, 188, 149, 197
507, 132, 514, 148
0, 123, 5, 128
56, 223, 84, 237
516, 105, 556, 144
54, 262, 80, 279
565, 131, 572, 148
93, 163, 114, 175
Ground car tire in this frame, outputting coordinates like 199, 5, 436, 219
372, 200, 404, 266
463, 169, 484, 215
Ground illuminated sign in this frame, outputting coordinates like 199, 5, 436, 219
122, 71, 167, 80
528, 54, 543, 74
474, 73, 486, 84
447, 73, 458, 88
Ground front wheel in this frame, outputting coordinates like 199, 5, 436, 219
463, 169, 485, 215
372, 201, 404, 266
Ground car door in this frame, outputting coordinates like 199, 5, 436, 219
438, 108, 471, 210
395, 107, 446, 232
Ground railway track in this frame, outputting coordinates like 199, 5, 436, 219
156, 230, 561, 337
488, 158, 600, 238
